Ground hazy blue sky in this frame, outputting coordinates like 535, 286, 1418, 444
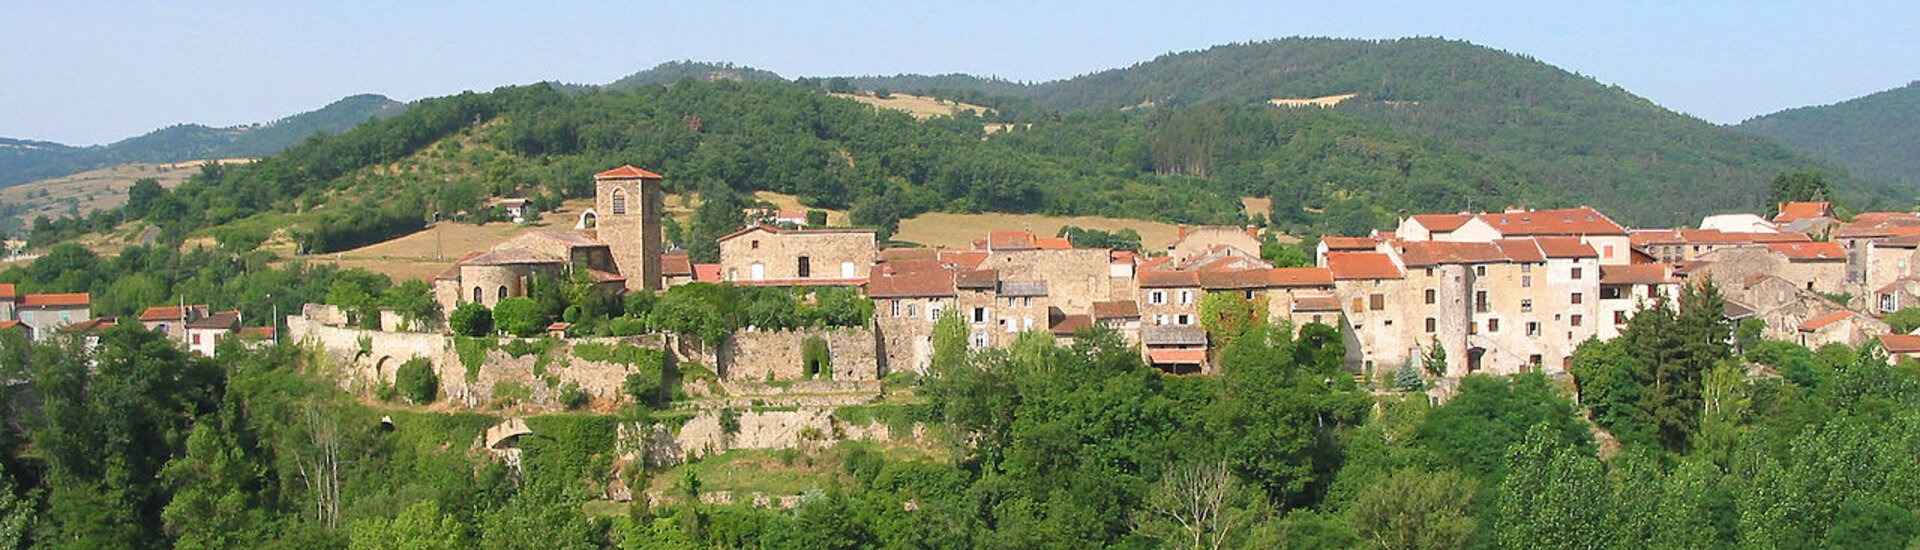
4, 1, 1916, 145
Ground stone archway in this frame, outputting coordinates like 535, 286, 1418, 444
576, 209, 599, 230
373, 355, 396, 382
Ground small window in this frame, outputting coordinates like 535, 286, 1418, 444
1176, 314, 1193, 325
1022, 297, 1032, 308
1572, 267, 1584, 279
1614, 311, 1628, 325
1149, 290, 1166, 305
1521, 299, 1532, 312
1245, 290, 1256, 300
1424, 288, 1436, 305
1522, 275, 1532, 288
1526, 321, 1540, 336
841, 261, 856, 278
610, 188, 628, 215
1179, 290, 1194, 304
971, 307, 987, 323
1571, 314, 1584, 327
1571, 292, 1584, 305
473, 287, 483, 303
1522, 263, 1533, 273
1475, 265, 1487, 277
1603, 245, 1615, 258
1487, 318, 1500, 333
891, 300, 901, 317
1529, 354, 1543, 367
751, 240, 760, 249
1474, 291, 1489, 313
1369, 294, 1385, 311
1425, 317, 1436, 332
798, 256, 811, 278
498, 286, 509, 300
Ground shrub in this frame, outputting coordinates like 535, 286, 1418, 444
492, 381, 532, 407
395, 358, 439, 404
805, 210, 828, 226
558, 382, 589, 410
625, 371, 663, 408
493, 297, 546, 337
609, 316, 649, 336
449, 302, 493, 336
718, 408, 741, 435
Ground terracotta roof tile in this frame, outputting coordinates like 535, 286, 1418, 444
867, 261, 957, 298
586, 269, 627, 283
661, 253, 693, 276
955, 269, 999, 289
1326, 252, 1403, 280
0, 320, 20, 330
1139, 270, 1201, 288
1477, 207, 1627, 236
1798, 311, 1855, 332
1765, 241, 1847, 261
939, 250, 988, 270
1599, 264, 1673, 285
1267, 267, 1334, 287
1147, 348, 1207, 365
461, 247, 564, 266
1879, 334, 1920, 354
1773, 201, 1833, 223
1533, 236, 1597, 258
1198, 269, 1268, 289
237, 326, 276, 340
21, 293, 89, 307
0, 284, 13, 299
59, 317, 117, 333
987, 230, 1037, 251
1092, 300, 1140, 319
1319, 237, 1378, 251
140, 305, 210, 322
187, 310, 241, 330
1493, 239, 1547, 262
1291, 295, 1342, 312
1035, 237, 1072, 250
880, 248, 938, 262
1409, 214, 1472, 232
594, 165, 664, 179
1049, 314, 1093, 335
693, 264, 722, 283
1110, 250, 1140, 264
1399, 242, 1509, 266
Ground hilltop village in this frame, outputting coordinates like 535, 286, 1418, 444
152, 165, 1897, 406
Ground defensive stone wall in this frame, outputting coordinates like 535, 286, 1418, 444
719, 326, 881, 381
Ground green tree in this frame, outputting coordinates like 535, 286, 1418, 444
1132, 461, 1270, 550
493, 297, 546, 337
1198, 291, 1264, 351
1347, 468, 1476, 550
1493, 423, 1614, 550
1764, 170, 1833, 216
394, 358, 439, 404
449, 302, 494, 336
929, 310, 968, 376
160, 423, 265, 550
348, 500, 467, 550
1883, 306, 1920, 334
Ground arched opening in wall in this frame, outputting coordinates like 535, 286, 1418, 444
1467, 347, 1486, 373
797, 256, 811, 278
577, 210, 598, 229
473, 286, 483, 303
374, 355, 396, 382
498, 286, 509, 300
611, 188, 628, 215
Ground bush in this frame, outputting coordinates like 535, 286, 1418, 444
492, 381, 532, 407
558, 382, 589, 410
803, 336, 831, 378
805, 210, 828, 226
494, 297, 547, 337
449, 302, 493, 336
395, 358, 439, 404
625, 371, 663, 408
609, 316, 649, 336
718, 408, 741, 435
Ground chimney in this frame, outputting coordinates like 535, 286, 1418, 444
1177, 225, 1188, 240
1245, 225, 1260, 239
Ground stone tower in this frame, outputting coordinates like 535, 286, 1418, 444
592, 165, 664, 291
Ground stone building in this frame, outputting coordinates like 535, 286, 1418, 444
1397, 206, 1632, 266
1630, 228, 1810, 264
868, 257, 959, 374
14, 292, 91, 342
1694, 243, 1848, 297
1835, 212, 1920, 285
186, 310, 242, 356
139, 304, 211, 343
1167, 225, 1263, 261
717, 224, 875, 285
1597, 264, 1680, 339
587, 165, 666, 292
1795, 310, 1888, 349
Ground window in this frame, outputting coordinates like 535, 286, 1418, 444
970, 332, 989, 349
1179, 290, 1194, 304
1526, 321, 1540, 336
929, 304, 943, 321
1571, 267, 1584, 279
473, 287, 483, 303
192, 333, 201, 345
1475, 265, 1487, 277
1571, 292, 1584, 304
891, 300, 901, 317
1022, 297, 1032, 308
1487, 318, 1500, 333
1155, 314, 1169, 325
728, 268, 738, 280
1424, 288, 1436, 304
841, 261, 856, 278
1352, 298, 1365, 312
1369, 294, 1385, 311
1149, 290, 1166, 305
1426, 268, 1435, 277
610, 188, 627, 215
1530, 354, 1543, 368
1474, 291, 1489, 313
798, 256, 811, 278
498, 286, 509, 300
1245, 290, 1256, 300
1177, 314, 1193, 325
1425, 317, 1437, 332
1603, 245, 1615, 258
1005, 318, 1018, 333
1522, 263, 1533, 273
751, 240, 760, 249
1571, 314, 1584, 327
971, 307, 987, 323
1522, 275, 1532, 288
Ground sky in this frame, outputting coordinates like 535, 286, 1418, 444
4, 1, 1917, 146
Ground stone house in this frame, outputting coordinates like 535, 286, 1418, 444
1401, 207, 1632, 266
1862, 234, 1920, 298
1315, 236, 1384, 265
186, 310, 242, 356
1325, 251, 1410, 375
1694, 243, 1848, 298
1142, 324, 1208, 374
1725, 275, 1848, 343
1597, 264, 1679, 339
1835, 213, 1920, 284
139, 304, 211, 343
584, 165, 666, 292
868, 258, 958, 374
1795, 310, 1887, 349
1774, 201, 1838, 238
1877, 334, 1920, 365
1167, 225, 1262, 261
15, 293, 91, 342
1630, 228, 1810, 264
717, 224, 875, 285
1091, 300, 1142, 343
1139, 271, 1201, 328
1873, 277, 1920, 315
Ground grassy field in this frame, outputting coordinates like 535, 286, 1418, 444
895, 212, 1185, 250
301, 198, 596, 282
0, 159, 250, 233
830, 92, 992, 120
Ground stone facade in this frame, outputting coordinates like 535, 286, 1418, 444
1696, 245, 1847, 297
593, 166, 666, 292
720, 326, 881, 381
718, 225, 875, 284
1168, 225, 1262, 261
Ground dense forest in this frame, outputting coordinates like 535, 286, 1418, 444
0, 280, 1916, 548
0, 94, 405, 189
1738, 80, 1920, 188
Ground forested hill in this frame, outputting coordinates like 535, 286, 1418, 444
1737, 81, 1920, 187
602, 61, 787, 91
832, 38, 1902, 223
0, 94, 405, 188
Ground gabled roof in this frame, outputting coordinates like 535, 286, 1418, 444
1633, 228, 1815, 246
692, 264, 721, 283
0, 320, 20, 330
187, 310, 241, 331
1879, 334, 1920, 354
59, 317, 117, 333
1774, 201, 1833, 223
1477, 207, 1627, 236
1198, 269, 1268, 290
237, 326, 276, 340
0, 284, 14, 299
461, 247, 564, 266
1599, 264, 1673, 285
140, 305, 210, 322
955, 269, 999, 289
1723, 299, 1756, 320
1138, 270, 1200, 288
867, 261, 957, 298
661, 252, 693, 277
1326, 252, 1403, 280
998, 280, 1049, 297
1291, 295, 1342, 312
1408, 214, 1472, 232
1267, 267, 1334, 287
880, 248, 938, 262
987, 230, 1037, 251
1320, 237, 1378, 251
1035, 237, 1072, 250
523, 230, 605, 249
1765, 241, 1847, 261
594, 165, 664, 179
939, 250, 988, 270
1092, 300, 1140, 319
1798, 311, 1857, 332
1492, 239, 1547, 262
21, 293, 89, 307
1049, 314, 1093, 335
1398, 242, 1509, 266
717, 223, 877, 243
1533, 236, 1597, 258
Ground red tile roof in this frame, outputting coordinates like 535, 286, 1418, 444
867, 262, 957, 298
1291, 295, 1342, 312
1533, 236, 1598, 258
140, 305, 209, 322
1765, 241, 1847, 261
1320, 237, 1378, 251
1477, 207, 1627, 236
1092, 300, 1140, 319
955, 269, 999, 289
1399, 242, 1509, 266
1267, 267, 1334, 287
187, 310, 242, 331
987, 230, 1038, 251
1798, 311, 1855, 332
1599, 264, 1673, 285
0, 284, 14, 299
59, 317, 117, 333
1408, 214, 1472, 232
461, 247, 564, 266
1110, 250, 1141, 264
692, 264, 722, 283
880, 248, 938, 262
0, 320, 20, 330
661, 253, 693, 277
1049, 314, 1093, 335
939, 250, 988, 270
1326, 252, 1403, 280
1878, 334, 1920, 354
1774, 201, 1833, 223
1631, 228, 1811, 246
1136, 256, 1175, 271
594, 165, 664, 179
1035, 237, 1072, 250
1147, 348, 1207, 365
1492, 239, 1547, 262
717, 223, 876, 243
21, 293, 89, 307
1139, 270, 1201, 288
237, 326, 276, 340
1198, 269, 1268, 289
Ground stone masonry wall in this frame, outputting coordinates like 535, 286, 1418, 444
719, 326, 881, 381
